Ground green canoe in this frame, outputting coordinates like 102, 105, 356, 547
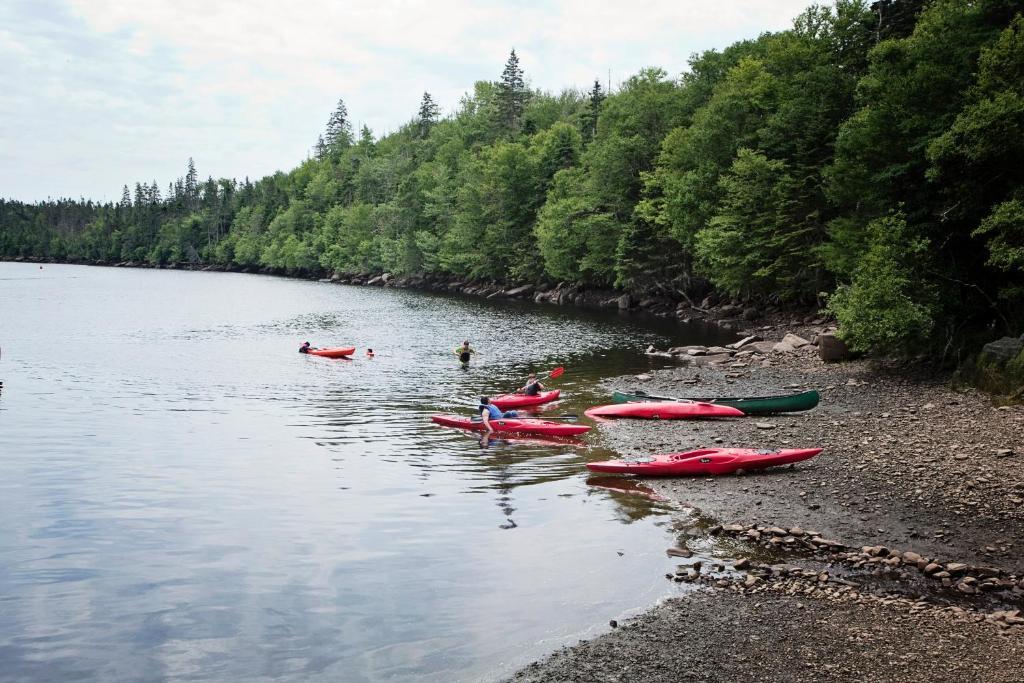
610, 389, 820, 415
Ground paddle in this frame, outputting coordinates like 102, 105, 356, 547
543, 366, 565, 380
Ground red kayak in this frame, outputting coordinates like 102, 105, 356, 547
431, 414, 591, 437
307, 347, 355, 358
584, 401, 743, 419
490, 390, 561, 410
587, 448, 823, 476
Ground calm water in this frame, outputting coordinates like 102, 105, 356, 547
0, 262, 733, 682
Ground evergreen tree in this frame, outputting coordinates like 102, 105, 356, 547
120, 185, 131, 209
314, 134, 327, 160
581, 79, 605, 141
325, 98, 353, 151
185, 158, 198, 210
497, 49, 528, 132
417, 91, 440, 138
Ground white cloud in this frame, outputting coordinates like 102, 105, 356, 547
2, 0, 812, 201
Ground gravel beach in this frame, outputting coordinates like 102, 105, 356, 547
511, 328, 1024, 681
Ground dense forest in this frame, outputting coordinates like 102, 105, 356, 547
2, 0, 1022, 357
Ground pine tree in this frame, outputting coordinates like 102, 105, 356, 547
314, 134, 327, 160
149, 180, 161, 204
497, 49, 528, 132
417, 91, 440, 138
582, 79, 605, 141
185, 157, 198, 210
120, 185, 131, 209
325, 98, 353, 151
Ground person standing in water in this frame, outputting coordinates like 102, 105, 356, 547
453, 341, 477, 365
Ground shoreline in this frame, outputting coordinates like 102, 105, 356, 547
0, 257, 813, 329
511, 330, 1024, 681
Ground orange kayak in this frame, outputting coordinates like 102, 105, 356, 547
307, 347, 355, 358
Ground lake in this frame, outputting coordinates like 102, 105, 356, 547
0, 262, 733, 681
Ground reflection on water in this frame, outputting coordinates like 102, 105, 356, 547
0, 262, 734, 682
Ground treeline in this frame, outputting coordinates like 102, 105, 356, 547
2, 0, 1022, 356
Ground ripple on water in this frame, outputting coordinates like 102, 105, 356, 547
0, 262, 737, 681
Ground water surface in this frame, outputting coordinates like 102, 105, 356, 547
0, 262, 732, 681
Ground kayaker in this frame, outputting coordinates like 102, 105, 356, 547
479, 396, 516, 433
519, 373, 544, 396
299, 341, 313, 354
454, 341, 477, 365
366, 348, 375, 358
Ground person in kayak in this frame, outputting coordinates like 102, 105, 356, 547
454, 341, 477, 365
479, 396, 517, 433
299, 341, 315, 354
366, 348, 375, 358
519, 373, 545, 396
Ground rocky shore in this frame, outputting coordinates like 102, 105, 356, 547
512, 326, 1024, 681
6, 257, 807, 326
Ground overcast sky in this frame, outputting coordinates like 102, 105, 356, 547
1, 0, 812, 203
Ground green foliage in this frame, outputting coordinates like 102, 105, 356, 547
826, 216, 937, 352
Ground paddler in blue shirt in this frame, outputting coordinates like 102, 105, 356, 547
479, 396, 517, 433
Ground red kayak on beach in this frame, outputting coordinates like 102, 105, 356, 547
490, 389, 561, 410
431, 414, 590, 437
584, 401, 743, 419
586, 447, 823, 476
307, 347, 356, 358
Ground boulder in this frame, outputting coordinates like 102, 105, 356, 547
750, 341, 776, 354
818, 332, 851, 362
617, 294, 633, 310
505, 284, 534, 298
667, 345, 703, 355
728, 335, 763, 350
773, 341, 796, 353
718, 303, 743, 317
380, 272, 391, 284
980, 336, 1023, 364
782, 333, 811, 348
742, 307, 762, 320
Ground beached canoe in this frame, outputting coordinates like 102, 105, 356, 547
490, 389, 561, 410
586, 447, 823, 476
431, 414, 591, 437
610, 389, 819, 415
307, 347, 356, 358
584, 401, 743, 420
